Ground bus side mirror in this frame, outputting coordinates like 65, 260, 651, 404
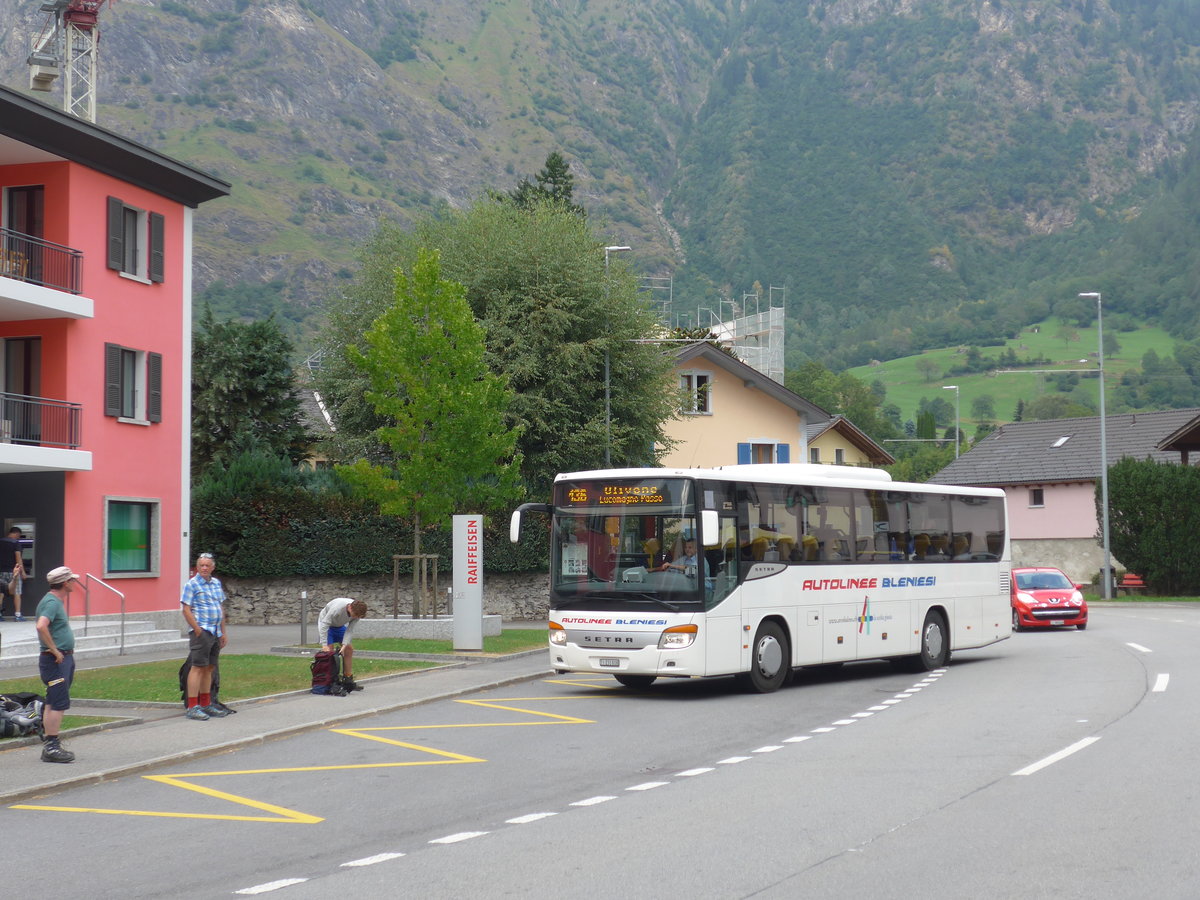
701, 508, 719, 546
509, 509, 522, 543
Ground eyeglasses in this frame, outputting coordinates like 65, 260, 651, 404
198, 553, 214, 559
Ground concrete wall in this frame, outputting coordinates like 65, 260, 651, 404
219, 571, 550, 625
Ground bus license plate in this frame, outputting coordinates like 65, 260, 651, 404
599, 658, 620, 668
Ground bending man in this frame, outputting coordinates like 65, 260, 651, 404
318, 597, 368, 692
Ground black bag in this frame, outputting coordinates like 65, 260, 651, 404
178, 660, 230, 709
0, 693, 44, 738
311, 649, 347, 695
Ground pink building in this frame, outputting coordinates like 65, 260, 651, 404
1, 86, 228, 616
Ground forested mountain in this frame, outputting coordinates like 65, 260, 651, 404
2, 0, 1199, 371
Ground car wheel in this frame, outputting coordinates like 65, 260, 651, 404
1076, 622, 1087, 631
742, 620, 789, 693
614, 674, 656, 689
1012, 609, 1021, 633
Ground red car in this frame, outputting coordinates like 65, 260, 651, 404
1011, 567, 1088, 631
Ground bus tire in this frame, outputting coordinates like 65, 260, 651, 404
614, 674, 657, 689
916, 609, 950, 670
743, 620, 790, 693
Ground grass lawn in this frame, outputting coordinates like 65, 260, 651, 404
347, 629, 547, 656
0, 654, 434, 704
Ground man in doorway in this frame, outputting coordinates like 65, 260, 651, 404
317, 597, 368, 692
0, 526, 25, 620
36, 566, 80, 763
180, 553, 228, 720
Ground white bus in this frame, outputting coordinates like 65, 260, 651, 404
511, 464, 1011, 692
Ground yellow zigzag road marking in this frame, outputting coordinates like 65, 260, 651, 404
11, 692, 606, 822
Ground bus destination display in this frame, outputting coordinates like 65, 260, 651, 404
563, 483, 669, 507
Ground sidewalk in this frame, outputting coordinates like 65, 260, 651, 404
0, 621, 549, 805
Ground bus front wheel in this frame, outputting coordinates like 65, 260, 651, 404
916, 610, 950, 670
742, 621, 790, 693
614, 674, 657, 689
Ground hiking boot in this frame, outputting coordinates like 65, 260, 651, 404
185, 705, 210, 720
340, 676, 363, 692
202, 705, 229, 718
41, 740, 75, 763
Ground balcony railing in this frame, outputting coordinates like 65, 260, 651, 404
0, 227, 84, 295
0, 392, 83, 449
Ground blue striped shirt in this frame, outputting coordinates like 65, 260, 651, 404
181, 573, 225, 636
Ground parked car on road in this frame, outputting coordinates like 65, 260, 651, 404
1011, 567, 1088, 631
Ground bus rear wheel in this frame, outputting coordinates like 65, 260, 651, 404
614, 674, 657, 689
742, 621, 790, 693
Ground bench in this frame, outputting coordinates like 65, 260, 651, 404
1118, 573, 1146, 595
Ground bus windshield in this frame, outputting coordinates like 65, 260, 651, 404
550, 477, 707, 610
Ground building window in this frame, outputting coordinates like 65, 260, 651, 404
835, 448, 845, 465
738, 442, 789, 464
810, 447, 820, 464
1029, 488, 1044, 508
107, 196, 164, 283
680, 371, 712, 414
104, 498, 160, 576
104, 343, 162, 423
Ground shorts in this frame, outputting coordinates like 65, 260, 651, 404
39, 653, 76, 711
187, 629, 221, 667
326, 624, 348, 646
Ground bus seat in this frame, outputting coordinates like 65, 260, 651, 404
913, 533, 930, 559
775, 536, 796, 560
801, 534, 819, 560
751, 536, 770, 560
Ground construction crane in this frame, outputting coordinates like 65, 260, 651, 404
27, 0, 114, 123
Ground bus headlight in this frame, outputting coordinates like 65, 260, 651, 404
658, 624, 698, 649
549, 622, 567, 645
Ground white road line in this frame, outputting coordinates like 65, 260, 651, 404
1013, 737, 1101, 776
718, 755, 752, 764
867, 706, 889, 711
341, 852, 405, 868
1153, 673, 1170, 692
881, 699, 903, 705
753, 745, 783, 753
894, 692, 914, 698
675, 767, 715, 777
1126, 642, 1152, 653
810, 726, 836, 733
234, 879, 309, 894
627, 781, 669, 791
783, 736, 811, 743
430, 832, 489, 844
570, 795, 616, 807
832, 719, 857, 726
507, 813, 557, 824
852, 712, 874, 718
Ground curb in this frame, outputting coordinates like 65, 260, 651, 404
0, 664, 548, 807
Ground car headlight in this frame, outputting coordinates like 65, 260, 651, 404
549, 622, 567, 645
659, 624, 698, 649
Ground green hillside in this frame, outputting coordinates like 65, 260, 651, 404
847, 319, 1181, 435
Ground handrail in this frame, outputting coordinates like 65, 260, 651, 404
0, 390, 83, 448
82, 574, 127, 655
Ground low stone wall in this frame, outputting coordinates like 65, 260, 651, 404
355, 616, 503, 640
219, 571, 550, 625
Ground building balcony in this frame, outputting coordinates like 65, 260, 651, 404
0, 227, 92, 320
0, 391, 91, 474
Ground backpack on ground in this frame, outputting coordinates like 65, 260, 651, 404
311, 649, 347, 696
178, 660, 236, 713
0, 693, 44, 739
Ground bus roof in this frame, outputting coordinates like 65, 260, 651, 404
553, 465, 1005, 498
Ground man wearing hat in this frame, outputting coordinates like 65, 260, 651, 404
36, 566, 80, 763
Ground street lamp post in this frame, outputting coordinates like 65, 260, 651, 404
603, 245, 631, 467
1080, 291, 1112, 600
942, 384, 960, 458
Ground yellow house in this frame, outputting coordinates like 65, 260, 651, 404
659, 343, 894, 469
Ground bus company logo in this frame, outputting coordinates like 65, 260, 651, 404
561, 617, 615, 625
615, 618, 668, 626
859, 596, 872, 634
804, 575, 938, 592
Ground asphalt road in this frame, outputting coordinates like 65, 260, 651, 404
5, 605, 1195, 899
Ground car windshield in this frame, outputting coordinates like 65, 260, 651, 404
1018, 571, 1073, 591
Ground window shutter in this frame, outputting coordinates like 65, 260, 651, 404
104, 343, 122, 416
149, 212, 165, 283
737, 443, 751, 465
148, 352, 163, 422
106, 197, 124, 271
776, 443, 790, 463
